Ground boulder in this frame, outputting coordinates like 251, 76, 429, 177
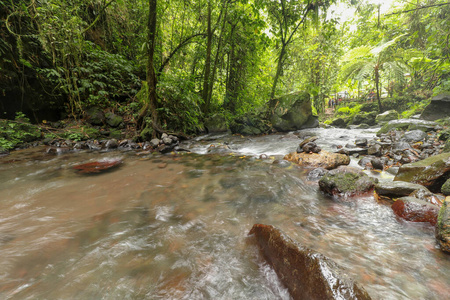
269, 91, 318, 131
421, 93, 450, 121
403, 130, 428, 142
442, 179, 450, 196
230, 114, 269, 135
436, 201, 450, 253
377, 119, 439, 136
375, 110, 399, 124
284, 150, 350, 170
374, 181, 430, 202
351, 112, 377, 126
85, 107, 105, 125
318, 166, 377, 197
391, 197, 439, 225
205, 113, 228, 133
105, 112, 123, 127
331, 118, 348, 128
394, 152, 450, 192
248, 224, 372, 300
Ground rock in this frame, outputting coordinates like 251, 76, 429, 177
377, 119, 439, 136
162, 137, 173, 145
269, 91, 318, 131
394, 152, 450, 192
85, 107, 105, 125
302, 142, 321, 153
409, 189, 444, 207
331, 118, 348, 128
391, 197, 439, 225
436, 201, 450, 253
444, 140, 450, 153
105, 112, 123, 127
284, 150, 350, 170
351, 112, 377, 126
375, 181, 430, 201
140, 126, 153, 141
150, 138, 160, 148
307, 167, 328, 181
299, 136, 318, 148
367, 144, 382, 156
386, 166, 399, 175
442, 179, 450, 196
105, 139, 118, 149
421, 93, 450, 121
318, 166, 377, 197
248, 224, 372, 300
230, 114, 269, 135
375, 110, 399, 124
370, 158, 384, 170
355, 138, 368, 147
73, 159, 122, 174
207, 144, 232, 154
403, 130, 428, 142
205, 113, 228, 133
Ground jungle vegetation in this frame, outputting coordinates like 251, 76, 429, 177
1, 0, 449, 136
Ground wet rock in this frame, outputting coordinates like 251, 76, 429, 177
150, 138, 160, 148
392, 197, 439, 225
436, 201, 450, 253
205, 113, 228, 133
331, 118, 348, 128
207, 144, 232, 154
375, 110, 399, 124
299, 136, 318, 148
248, 224, 372, 300
375, 181, 430, 202
318, 166, 377, 197
367, 144, 381, 156
377, 119, 439, 136
355, 138, 368, 147
284, 150, 350, 170
403, 130, 428, 143
351, 111, 377, 126
302, 142, 321, 153
386, 166, 399, 175
421, 93, 450, 121
442, 179, 450, 196
409, 189, 443, 207
105, 139, 118, 149
73, 159, 122, 174
394, 152, 450, 192
370, 158, 384, 170
307, 167, 328, 181
46, 146, 71, 155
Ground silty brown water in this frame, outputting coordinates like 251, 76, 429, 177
0, 128, 449, 299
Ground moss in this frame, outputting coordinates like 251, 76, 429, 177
442, 179, 450, 196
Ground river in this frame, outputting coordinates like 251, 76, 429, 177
0, 128, 449, 299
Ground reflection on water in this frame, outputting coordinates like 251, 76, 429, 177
0, 129, 449, 299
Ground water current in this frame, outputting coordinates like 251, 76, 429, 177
0, 128, 449, 299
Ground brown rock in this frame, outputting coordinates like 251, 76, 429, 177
248, 224, 372, 300
391, 197, 439, 226
284, 150, 350, 170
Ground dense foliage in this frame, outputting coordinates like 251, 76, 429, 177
1, 0, 449, 135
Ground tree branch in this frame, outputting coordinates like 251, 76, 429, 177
385, 2, 450, 16
82, 0, 117, 34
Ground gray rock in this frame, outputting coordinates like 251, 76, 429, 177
105, 112, 123, 127
436, 201, 450, 253
367, 144, 381, 156
403, 130, 428, 142
105, 139, 118, 149
85, 107, 105, 125
355, 138, 368, 147
377, 119, 439, 136
150, 138, 160, 148
421, 93, 450, 121
375, 110, 399, 124
375, 181, 430, 199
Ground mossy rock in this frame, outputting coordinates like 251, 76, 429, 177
109, 128, 122, 140
377, 119, 439, 136
375, 110, 399, 124
140, 126, 153, 141
436, 201, 450, 253
351, 112, 377, 126
319, 166, 377, 197
269, 91, 315, 131
105, 112, 123, 128
205, 113, 228, 133
85, 107, 105, 125
442, 179, 450, 196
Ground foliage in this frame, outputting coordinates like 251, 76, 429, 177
0, 113, 41, 150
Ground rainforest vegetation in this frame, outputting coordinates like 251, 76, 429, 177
0, 0, 449, 144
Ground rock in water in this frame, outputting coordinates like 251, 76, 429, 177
73, 159, 122, 174
436, 200, 450, 253
319, 166, 377, 197
391, 197, 439, 226
248, 224, 372, 300
284, 150, 350, 170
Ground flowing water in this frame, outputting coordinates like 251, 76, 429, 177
0, 128, 449, 299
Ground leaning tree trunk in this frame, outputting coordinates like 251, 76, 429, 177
375, 64, 382, 113
269, 43, 286, 111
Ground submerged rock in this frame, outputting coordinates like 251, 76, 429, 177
73, 159, 122, 174
248, 224, 372, 300
436, 201, 450, 253
391, 197, 439, 226
394, 152, 450, 192
284, 150, 350, 170
319, 166, 377, 197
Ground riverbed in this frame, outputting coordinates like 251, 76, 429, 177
0, 128, 449, 299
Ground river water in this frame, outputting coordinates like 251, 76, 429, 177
0, 128, 449, 299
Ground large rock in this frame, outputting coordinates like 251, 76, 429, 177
318, 166, 377, 197
85, 106, 105, 125
377, 119, 439, 136
269, 91, 318, 131
248, 224, 372, 300
374, 181, 429, 201
391, 197, 439, 226
205, 113, 228, 133
229, 114, 270, 135
375, 110, 399, 124
105, 112, 123, 127
284, 150, 350, 170
442, 179, 450, 196
351, 112, 377, 126
436, 201, 450, 253
421, 93, 450, 121
394, 152, 450, 192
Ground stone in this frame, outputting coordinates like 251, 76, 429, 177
331, 117, 348, 128
436, 201, 450, 253
85, 107, 105, 125
442, 179, 450, 196
307, 167, 328, 181
375, 110, 399, 124
284, 150, 350, 170
140, 126, 153, 141
269, 91, 318, 131
375, 181, 430, 201
73, 159, 122, 174
409, 189, 444, 207
391, 197, 439, 226
370, 158, 384, 170
105, 139, 118, 149
302, 142, 321, 153
299, 136, 318, 148
318, 166, 377, 197
351, 112, 377, 126
205, 113, 228, 133
105, 112, 123, 127
367, 144, 382, 156
394, 152, 450, 192
421, 93, 450, 121
377, 119, 439, 136
248, 224, 372, 300
403, 130, 428, 142
150, 138, 160, 148
355, 138, 368, 147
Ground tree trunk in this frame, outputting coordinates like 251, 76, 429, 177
269, 43, 286, 108
201, 0, 212, 113
375, 64, 382, 112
